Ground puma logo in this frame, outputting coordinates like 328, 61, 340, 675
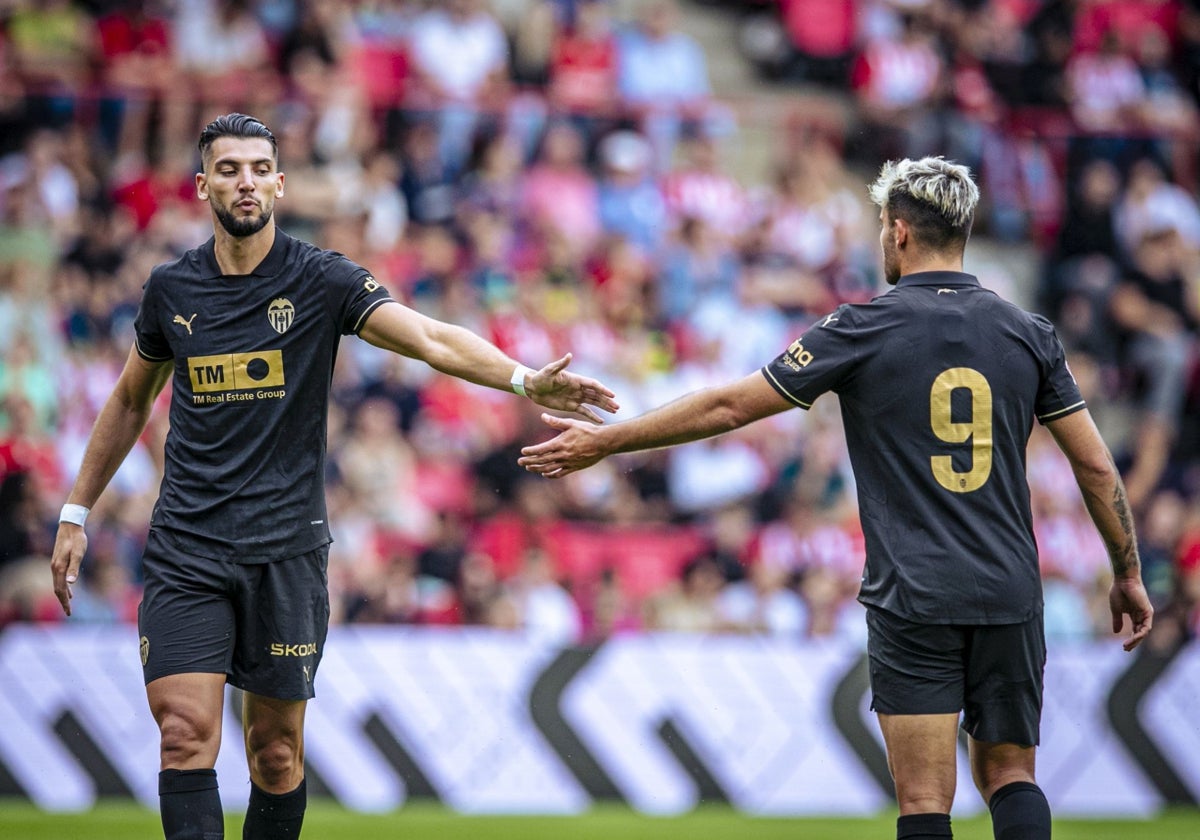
937, 289, 957, 295
173, 314, 197, 335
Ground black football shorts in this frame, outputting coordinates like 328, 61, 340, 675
865, 605, 1046, 747
137, 528, 329, 700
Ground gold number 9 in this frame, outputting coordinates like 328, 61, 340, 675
929, 367, 993, 493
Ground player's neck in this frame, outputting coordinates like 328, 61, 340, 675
899, 251, 963, 277
213, 223, 276, 277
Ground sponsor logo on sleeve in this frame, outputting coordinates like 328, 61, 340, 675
781, 339, 814, 372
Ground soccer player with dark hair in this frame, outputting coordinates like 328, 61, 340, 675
49, 113, 618, 840
519, 156, 1154, 839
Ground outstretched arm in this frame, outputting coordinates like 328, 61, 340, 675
519, 371, 793, 478
359, 301, 618, 422
51, 346, 172, 615
1045, 408, 1153, 651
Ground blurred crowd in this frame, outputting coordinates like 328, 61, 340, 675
0, 0, 1198, 651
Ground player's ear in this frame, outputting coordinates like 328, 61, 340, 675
196, 172, 208, 201
275, 172, 284, 197
893, 217, 909, 249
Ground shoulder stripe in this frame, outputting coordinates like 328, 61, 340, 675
762, 366, 812, 409
135, 340, 173, 363
1038, 400, 1086, 422
351, 297, 395, 334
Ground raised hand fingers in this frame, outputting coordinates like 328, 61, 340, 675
541, 353, 572, 378
574, 404, 603, 424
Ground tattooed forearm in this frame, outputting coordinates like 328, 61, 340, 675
1107, 480, 1140, 577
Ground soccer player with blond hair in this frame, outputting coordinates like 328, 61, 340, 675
519, 156, 1153, 839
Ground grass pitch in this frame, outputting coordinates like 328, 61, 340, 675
1, 801, 1198, 839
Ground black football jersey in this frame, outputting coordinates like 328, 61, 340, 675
762, 271, 1085, 623
134, 231, 394, 562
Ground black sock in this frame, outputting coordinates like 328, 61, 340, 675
897, 812, 953, 839
989, 781, 1051, 840
160, 768, 223, 840
243, 778, 306, 840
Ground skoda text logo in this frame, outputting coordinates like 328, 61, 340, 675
268, 298, 295, 334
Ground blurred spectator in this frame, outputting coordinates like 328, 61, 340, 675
7, 0, 93, 128
660, 133, 748, 246
407, 0, 512, 176
1, 128, 81, 244
1064, 28, 1147, 167
172, 0, 279, 123
548, 0, 620, 134
850, 9, 945, 163
1041, 563, 1097, 645
519, 121, 602, 261
715, 551, 807, 637
337, 397, 436, 543
505, 546, 583, 644
595, 129, 667, 252
458, 131, 527, 222
94, 0, 180, 159
1041, 158, 1122, 352
798, 564, 863, 644
1106, 223, 1198, 510
1113, 156, 1200, 258
644, 554, 725, 632
0, 335, 57, 433
614, 0, 729, 172
400, 121, 459, 226
1133, 24, 1200, 186
657, 215, 740, 326
345, 0, 414, 142
0, 471, 40, 566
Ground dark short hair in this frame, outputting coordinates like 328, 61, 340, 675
198, 113, 278, 166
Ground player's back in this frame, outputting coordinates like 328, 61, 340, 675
832, 272, 1083, 623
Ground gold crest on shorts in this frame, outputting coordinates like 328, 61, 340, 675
140, 635, 150, 667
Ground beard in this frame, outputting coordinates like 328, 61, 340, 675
213, 200, 273, 237
881, 240, 901, 285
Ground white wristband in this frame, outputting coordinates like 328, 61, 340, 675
510, 364, 534, 397
60, 504, 90, 527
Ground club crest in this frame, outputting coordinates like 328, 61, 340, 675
268, 298, 295, 334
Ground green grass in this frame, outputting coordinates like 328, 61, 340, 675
1, 801, 1197, 839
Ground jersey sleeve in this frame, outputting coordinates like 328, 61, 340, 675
1031, 314, 1086, 423
322, 252, 395, 335
133, 273, 173, 362
760, 306, 860, 409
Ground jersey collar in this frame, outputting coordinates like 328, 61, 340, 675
198, 230, 292, 279
895, 270, 980, 289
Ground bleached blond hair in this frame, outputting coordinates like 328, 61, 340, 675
868, 157, 980, 244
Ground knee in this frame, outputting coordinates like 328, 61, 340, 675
895, 787, 955, 816
246, 729, 303, 789
976, 768, 1036, 803
157, 707, 220, 767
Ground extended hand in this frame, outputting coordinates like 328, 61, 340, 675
1109, 576, 1153, 652
519, 414, 609, 478
525, 354, 619, 424
50, 524, 88, 617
